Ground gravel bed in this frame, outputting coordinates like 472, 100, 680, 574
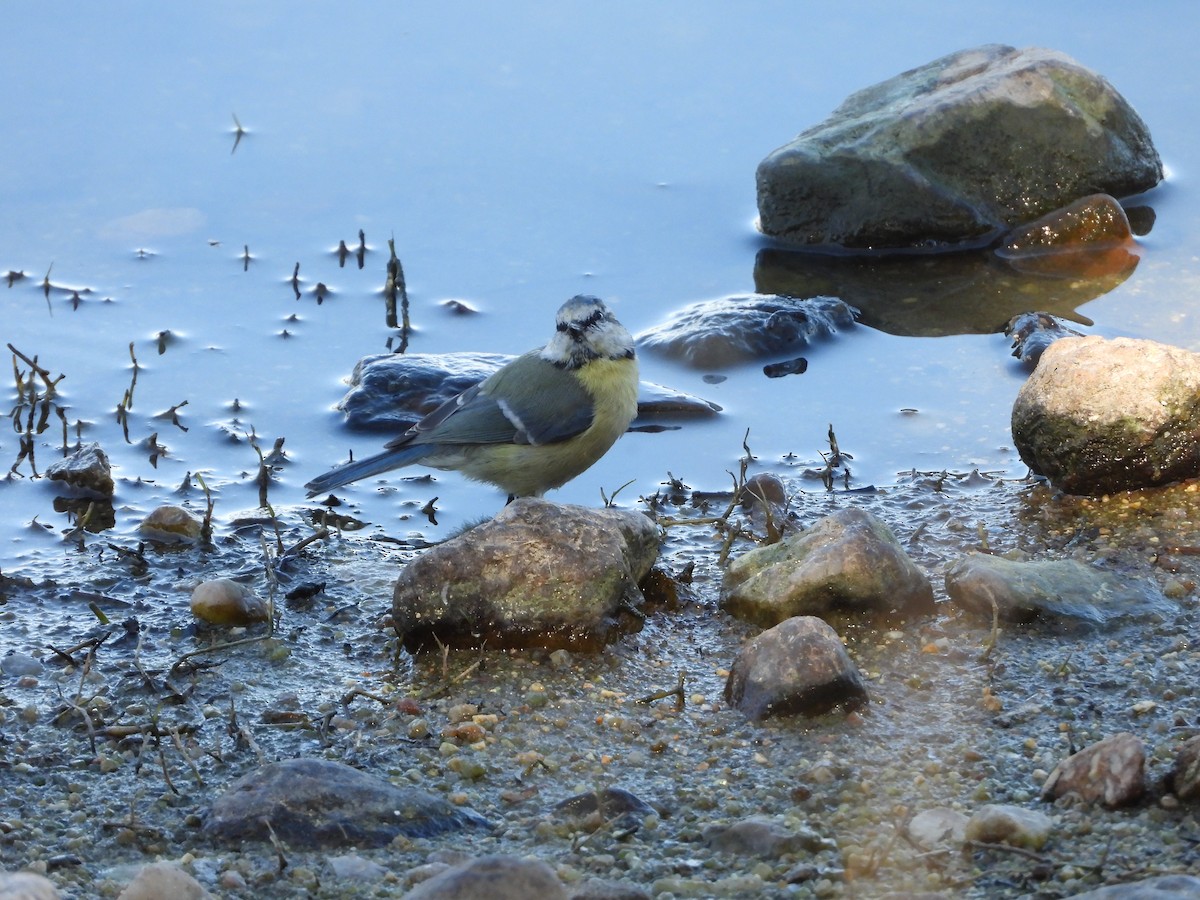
3, 472, 1200, 898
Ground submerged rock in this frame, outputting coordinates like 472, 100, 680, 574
701, 815, 834, 858
570, 879, 653, 900
724, 615, 869, 720
722, 507, 934, 626
204, 758, 489, 848
944, 552, 1169, 627
401, 855, 567, 900
393, 499, 660, 651
553, 787, 655, 832
757, 44, 1161, 250
636, 294, 856, 368
336, 351, 718, 430
1005, 312, 1085, 368
1041, 732, 1145, 808
1012, 336, 1200, 494
338, 351, 510, 429
1063, 875, 1200, 900
45, 442, 113, 498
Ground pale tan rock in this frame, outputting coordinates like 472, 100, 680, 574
1012, 336, 1200, 495
0, 871, 61, 900
116, 862, 212, 900
964, 803, 1052, 850
907, 807, 968, 850
190, 578, 269, 626
140, 505, 203, 543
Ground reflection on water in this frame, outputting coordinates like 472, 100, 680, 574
754, 238, 1141, 337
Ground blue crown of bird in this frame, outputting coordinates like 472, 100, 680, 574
306, 295, 639, 501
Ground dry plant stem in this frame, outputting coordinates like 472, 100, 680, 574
980, 590, 1002, 665
963, 839, 1050, 864
280, 526, 331, 559
158, 743, 180, 795
8, 343, 64, 392
195, 472, 216, 548
341, 686, 392, 707
171, 725, 204, 786
228, 696, 265, 763
601, 477, 636, 508
636, 672, 686, 707
55, 685, 100, 753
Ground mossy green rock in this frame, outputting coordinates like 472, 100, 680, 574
722, 507, 933, 626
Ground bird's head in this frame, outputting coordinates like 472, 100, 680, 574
541, 295, 636, 370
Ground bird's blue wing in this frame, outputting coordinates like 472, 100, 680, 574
386, 352, 594, 449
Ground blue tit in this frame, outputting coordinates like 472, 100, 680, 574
306, 295, 639, 501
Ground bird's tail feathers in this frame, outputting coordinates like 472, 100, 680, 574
304, 444, 428, 497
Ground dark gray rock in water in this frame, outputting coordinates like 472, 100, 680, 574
722, 507, 934, 626
1041, 732, 1145, 808
756, 45, 1162, 250
636, 294, 856, 368
701, 815, 834, 858
402, 855, 567, 900
336, 352, 719, 429
1011, 336, 1200, 494
337, 351, 514, 429
45, 442, 114, 498
1005, 312, 1085, 367
204, 758, 489, 848
944, 552, 1169, 628
724, 616, 869, 720
393, 499, 660, 652
1063, 875, 1200, 899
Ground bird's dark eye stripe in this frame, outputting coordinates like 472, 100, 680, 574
557, 310, 604, 333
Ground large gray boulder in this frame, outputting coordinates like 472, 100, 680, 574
757, 45, 1161, 250
1012, 336, 1200, 494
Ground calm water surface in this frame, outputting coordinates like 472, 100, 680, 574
3, 3, 1199, 572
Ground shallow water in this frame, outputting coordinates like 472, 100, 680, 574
3, 4, 1199, 572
